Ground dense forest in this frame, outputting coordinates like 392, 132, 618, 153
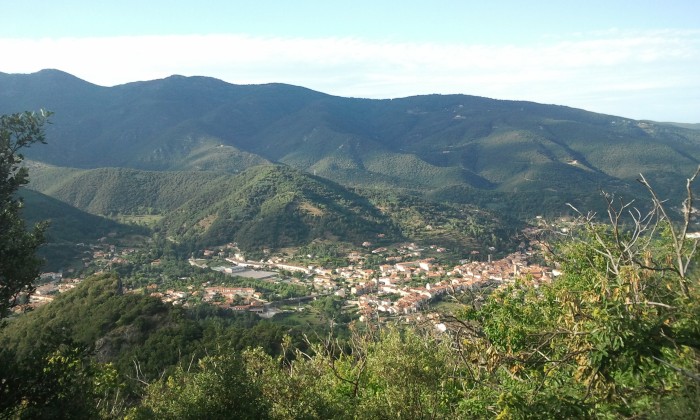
26, 163, 518, 262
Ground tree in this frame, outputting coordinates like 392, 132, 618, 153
455, 168, 700, 418
0, 110, 50, 318
2, 345, 124, 419
132, 354, 268, 419
241, 324, 463, 419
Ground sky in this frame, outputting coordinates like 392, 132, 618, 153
1, 0, 699, 122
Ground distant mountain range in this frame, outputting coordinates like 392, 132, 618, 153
3, 69, 698, 197
3, 69, 699, 254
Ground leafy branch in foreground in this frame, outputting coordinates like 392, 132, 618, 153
468, 166, 700, 417
0, 110, 52, 318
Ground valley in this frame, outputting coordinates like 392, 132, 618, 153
2, 71, 699, 418
27, 223, 552, 325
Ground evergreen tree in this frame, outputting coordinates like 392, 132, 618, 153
0, 110, 51, 318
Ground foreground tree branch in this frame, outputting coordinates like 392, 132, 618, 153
0, 110, 52, 319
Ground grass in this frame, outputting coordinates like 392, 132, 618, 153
273, 307, 327, 328
429, 298, 466, 316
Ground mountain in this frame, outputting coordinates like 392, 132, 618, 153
5, 70, 700, 225
2, 70, 698, 206
17, 187, 142, 270
661, 122, 700, 131
28, 164, 229, 215
19, 187, 125, 243
153, 164, 400, 250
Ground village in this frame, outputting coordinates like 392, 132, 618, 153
29, 225, 560, 324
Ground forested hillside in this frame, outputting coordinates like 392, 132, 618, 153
19, 188, 126, 243
29, 165, 231, 215
18, 188, 142, 270
152, 164, 400, 251
0, 273, 315, 417
28, 163, 515, 256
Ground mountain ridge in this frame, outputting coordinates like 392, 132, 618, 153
4, 69, 700, 217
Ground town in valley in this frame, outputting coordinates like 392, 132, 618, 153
29, 221, 562, 329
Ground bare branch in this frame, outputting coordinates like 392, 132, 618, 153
637, 171, 694, 297
652, 356, 700, 382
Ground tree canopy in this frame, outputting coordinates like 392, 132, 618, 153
0, 110, 51, 318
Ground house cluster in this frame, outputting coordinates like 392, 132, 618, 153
147, 284, 192, 306
349, 251, 557, 319
27, 233, 558, 321
201, 286, 265, 312
82, 240, 137, 268
182, 237, 558, 320
18, 275, 82, 311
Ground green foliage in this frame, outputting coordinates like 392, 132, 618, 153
295, 241, 349, 268
0, 274, 166, 364
357, 327, 463, 418
242, 326, 464, 419
0, 272, 315, 413
464, 204, 700, 417
0, 344, 124, 419
132, 354, 267, 419
312, 295, 345, 321
0, 110, 50, 318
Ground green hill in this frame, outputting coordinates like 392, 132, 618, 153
27, 164, 402, 251
0, 272, 307, 402
28, 164, 230, 215
28, 163, 514, 254
19, 188, 128, 243
154, 164, 401, 251
18, 187, 145, 270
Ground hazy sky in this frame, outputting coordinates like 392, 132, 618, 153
1, 0, 699, 122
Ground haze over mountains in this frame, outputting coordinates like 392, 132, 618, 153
3, 69, 699, 255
